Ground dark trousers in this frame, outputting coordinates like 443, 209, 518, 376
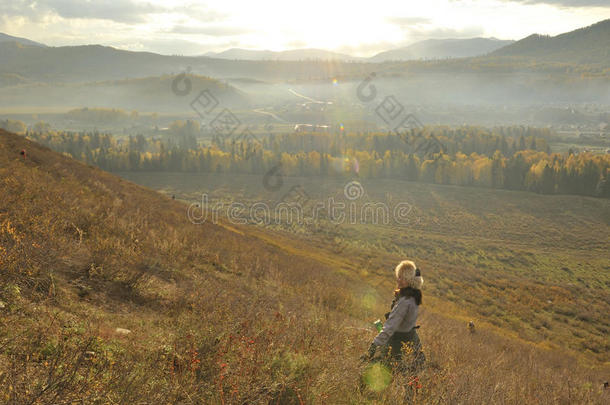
386, 328, 425, 371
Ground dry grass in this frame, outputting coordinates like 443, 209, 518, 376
121, 171, 610, 362
0, 129, 608, 404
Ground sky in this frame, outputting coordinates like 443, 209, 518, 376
0, 0, 609, 56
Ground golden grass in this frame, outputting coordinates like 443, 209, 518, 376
0, 130, 608, 404
120, 171, 610, 363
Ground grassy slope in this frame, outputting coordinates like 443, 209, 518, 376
1, 131, 608, 403
121, 172, 610, 362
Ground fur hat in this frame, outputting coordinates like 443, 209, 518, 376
395, 260, 424, 290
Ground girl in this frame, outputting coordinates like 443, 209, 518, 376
365, 260, 425, 371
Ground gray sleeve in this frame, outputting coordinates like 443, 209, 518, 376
373, 297, 410, 346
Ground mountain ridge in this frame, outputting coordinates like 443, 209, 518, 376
0, 32, 46, 47
0, 19, 608, 86
491, 18, 610, 65
369, 37, 514, 62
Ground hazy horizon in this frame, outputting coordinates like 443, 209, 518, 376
1, 0, 609, 56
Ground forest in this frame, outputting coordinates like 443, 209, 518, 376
25, 124, 610, 197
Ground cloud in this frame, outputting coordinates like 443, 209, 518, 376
386, 16, 432, 27
380, 17, 479, 55
0, 1, 41, 19
285, 40, 308, 49
170, 4, 227, 22
386, 16, 484, 42
336, 25, 487, 57
169, 25, 251, 37
406, 26, 486, 40
336, 41, 403, 57
48, 0, 165, 23
110, 37, 220, 56
0, 0, 165, 23
513, 0, 610, 6
452, 0, 610, 7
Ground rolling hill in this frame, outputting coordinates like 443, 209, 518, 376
492, 19, 610, 65
0, 74, 249, 112
0, 41, 373, 84
369, 38, 514, 62
210, 39, 514, 63
0, 42, 196, 83
0, 129, 608, 403
1, 20, 607, 87
0, 32, 46, 47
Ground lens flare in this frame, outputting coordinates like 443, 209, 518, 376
362, 363, 392, 392
361, 292, 375, 310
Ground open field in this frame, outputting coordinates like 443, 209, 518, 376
1, 130, 609, 403
119, 172, 610, 363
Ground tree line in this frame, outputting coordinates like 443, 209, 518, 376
25, 126, 609, 197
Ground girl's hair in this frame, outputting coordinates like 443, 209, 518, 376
396, 287, 423, 306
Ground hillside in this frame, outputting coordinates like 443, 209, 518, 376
0, 74, 249, 112
369, 38, 514, 62
121, 170, 610, 360
492, 19, 610, 66
0, 129, 608, 403
1, 30, 608, 118
0, 33, 46, 47
0, 42, 371, 84
1, 20, 606, 87
0, 43, 197, 83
